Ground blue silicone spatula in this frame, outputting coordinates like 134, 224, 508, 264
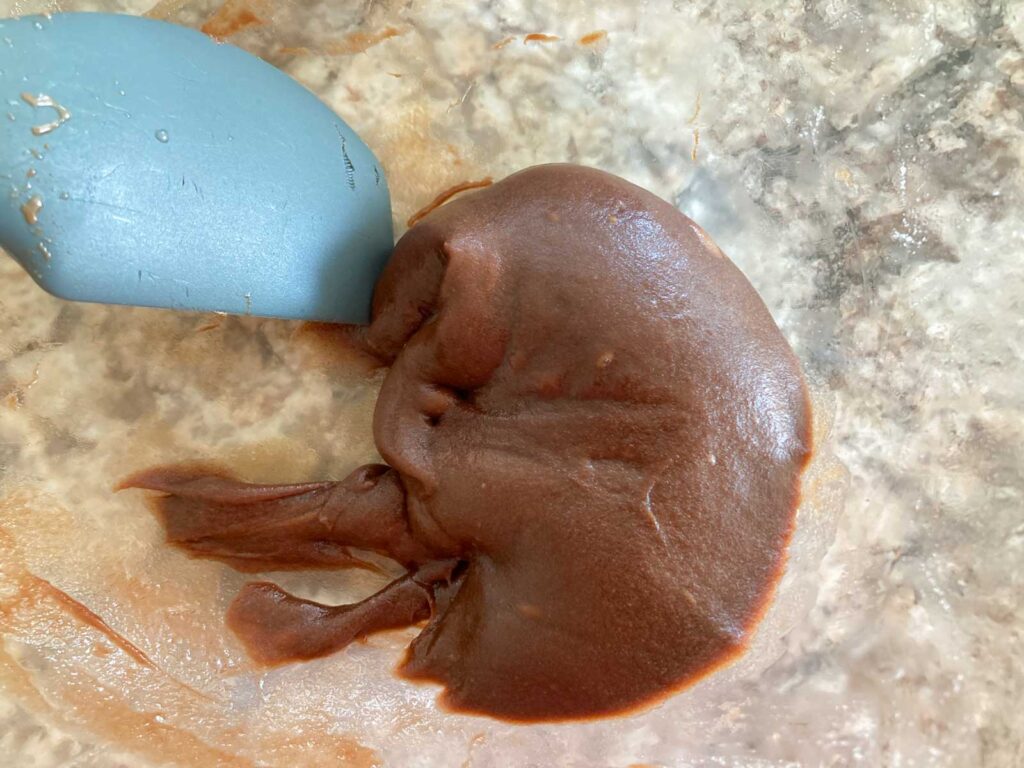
1, 12, 393, 324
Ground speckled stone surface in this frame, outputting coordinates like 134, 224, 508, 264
1, 1, 1022, 766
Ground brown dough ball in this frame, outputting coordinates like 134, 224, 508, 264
362, 164, 811, 719
125, 165, 811, 722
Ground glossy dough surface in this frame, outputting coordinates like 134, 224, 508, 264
125, 165, 811, 721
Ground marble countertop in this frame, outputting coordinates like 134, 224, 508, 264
1, 1, 1021, 766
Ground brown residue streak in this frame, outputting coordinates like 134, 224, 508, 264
692, 128, 700, 162
407, 178, 494, 228
2, 364, 39, 409
324, 27, 404, 55
91, 641, 114, 658
492, 35, 516, 49
21, 92, 72, 136
0, 656, 243, 768
21, 196, 43, 226
688, 92, 702, 124
201, 0, 268, 40
524, 33, 560, 44
279, 28, 404, 57
28, 574, 156, 669
0, 500, 384, 765
261, 734, 381, 768
292, 322, 384, 375
578, 30, 608, 46
194, 317, 223, 333
459, 733, 488, 768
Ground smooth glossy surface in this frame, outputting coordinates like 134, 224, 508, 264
0, 12, 392, 323
122, 165, 811, 722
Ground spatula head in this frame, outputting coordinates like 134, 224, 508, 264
0, 12, 393, 324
